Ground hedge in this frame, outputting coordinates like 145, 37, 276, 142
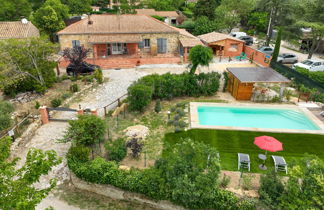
128, 72, 220, 112
67, 139, 254, 209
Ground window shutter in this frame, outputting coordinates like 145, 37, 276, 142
162, 39, 167, 53
157, 38, 162, 53
139, 41, 144, 49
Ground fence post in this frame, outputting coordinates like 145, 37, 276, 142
39, 106, 49, 124
77, 109, 84, 115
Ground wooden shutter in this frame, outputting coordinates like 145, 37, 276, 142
157, 38, 162, 53
139, 41, 144, 49
162, 38, 167, 53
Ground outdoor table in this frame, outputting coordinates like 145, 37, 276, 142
258, 154, 267, 170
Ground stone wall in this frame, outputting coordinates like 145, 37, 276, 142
70, 173, 185, 210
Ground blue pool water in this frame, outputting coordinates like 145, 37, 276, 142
198, 106, 320, 130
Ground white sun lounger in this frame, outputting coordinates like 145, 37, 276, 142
238, 153, 250, 171
272, 155, 288, 174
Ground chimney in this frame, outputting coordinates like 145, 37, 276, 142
21, 18, 28, 24
88, 15, 93, 25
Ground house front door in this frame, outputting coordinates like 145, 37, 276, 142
112, 43, 124, 55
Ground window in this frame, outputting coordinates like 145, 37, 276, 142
157, 38, 167, 54
144, 39, 150, 48
229, 44, 238, 52
313, 62, 321, 66
72, 40, 80, 48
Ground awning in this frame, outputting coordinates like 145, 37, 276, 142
179, 38, 204, 48
89, 34, 142, 43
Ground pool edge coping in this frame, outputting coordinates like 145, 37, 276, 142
190, 102, 324, 135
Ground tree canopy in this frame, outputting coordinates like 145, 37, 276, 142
193, 0, 220, 20
0, 137, 61, 209
188, 45, 213, 74
0, 0, 32, 21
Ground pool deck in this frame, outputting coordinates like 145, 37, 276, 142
190, 102, 324, 135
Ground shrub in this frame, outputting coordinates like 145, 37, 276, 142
93, 68, 103, 84
127, 72, 220, 112
154, 99, 161, 113
0, 136, 12, 162
128, 84, 153, 112
50, 98, 62, 108
241, 174, 254, 190
67, 145, 90, 162
0, 101, 14, 131
64, 115, 106, 146
126, 138, 143, 158
34, 101, 40, 109
174, 114, 180, 121
220, 174, 231, 188
70, 83, 79, 93
259, 171, 284, 207
105, 138, 127, 162
179, 121, 187, 128
61, 92, 72, 100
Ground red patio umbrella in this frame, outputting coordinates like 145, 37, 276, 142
254, 136, 283, 153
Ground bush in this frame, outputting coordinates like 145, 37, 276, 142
296, 67, 324, 86
154, 99, 161, 113
241, 174, 254, 190
0, 136, 12, 162
64, 115, 106, 147
259, 171, 284, 207
61, 92, 72, 100
50, 98, 62, 108
70, 83, 79, 93
105, 138, 127, 162
220, 174, 231, 188
67, 145, 90, 162
127, 72, 220, 112
67, 138, 253, 209
34, 101, 40, 109
128, 84, 153, 112
0, 101, 14, 131
93, 68, 103, 84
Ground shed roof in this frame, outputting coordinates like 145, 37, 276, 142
57, 14, 178, 35
227, 67, 290, 83
0, 21, 40, 39
198, 32, 243, 43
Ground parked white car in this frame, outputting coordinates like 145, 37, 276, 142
229, 32, 247, 38
292, 59, 324, 71
277, 53, 298, 64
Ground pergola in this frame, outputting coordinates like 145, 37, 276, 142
227, 67, 290, 100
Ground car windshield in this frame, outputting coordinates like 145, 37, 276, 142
301, 60, 314, 65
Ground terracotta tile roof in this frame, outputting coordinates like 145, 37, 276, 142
179, 38, 204, 47
135, 9, 178, 17
88, 34, 141, 43
57, 14, 179, 35
0, 21, 40, 39
198, 32, 243, 43
171, 26, 204, 47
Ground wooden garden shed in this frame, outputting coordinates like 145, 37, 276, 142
227, 67, 290, 100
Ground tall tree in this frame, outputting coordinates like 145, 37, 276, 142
193, 0, 221, 20
0, 137, 62, 209
193, 16, 221, 36
28, 0, 46, 10
272, 27, 282, 61
215, 0, 256, 33
32, 5, 65, 39
296, 0, 324, 58
257, 0, 293, 46
188, 45, 213, 74
0, 38, 58, 93
62, 0, 91, 15
0, 0, 32, 21
43, 0, 70, 21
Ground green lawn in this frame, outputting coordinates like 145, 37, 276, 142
164, 129, 324, 173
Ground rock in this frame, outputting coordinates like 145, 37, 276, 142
123, 125, 149, 140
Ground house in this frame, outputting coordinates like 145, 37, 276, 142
0, 19, 40, 40
198, 32, 244, 57
135, 9, 182, 25
91, 6, 100, 12
57, 14, 200, 69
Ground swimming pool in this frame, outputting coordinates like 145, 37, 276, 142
190, 103, 324, 134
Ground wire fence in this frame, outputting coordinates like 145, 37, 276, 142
270, 61, 324, 92
102, 93, 128, 116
